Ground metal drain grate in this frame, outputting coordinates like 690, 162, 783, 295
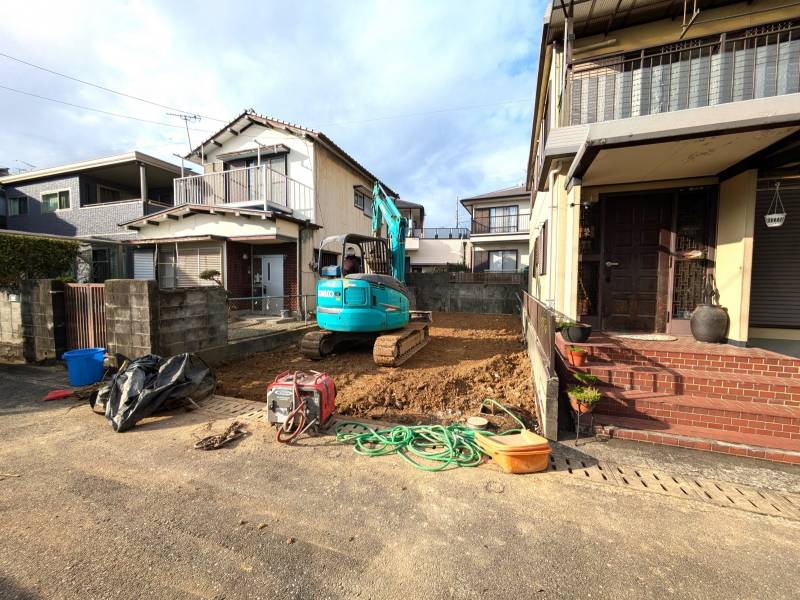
549, 453, 800, 521
194, 395, 268, 422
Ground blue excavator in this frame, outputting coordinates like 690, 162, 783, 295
300, 182, 431, 367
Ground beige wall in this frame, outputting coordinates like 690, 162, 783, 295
716, 170, 757, 344
131, 213, 296, 240
412, 238, 467, 268
575, 0, 800, 61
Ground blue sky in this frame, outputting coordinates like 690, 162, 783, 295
0, 0, 544, 227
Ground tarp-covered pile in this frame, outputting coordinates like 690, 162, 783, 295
94, 353, 215, 432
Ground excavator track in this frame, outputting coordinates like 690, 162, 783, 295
372, 312, 432, 367
300, 330, 336, 360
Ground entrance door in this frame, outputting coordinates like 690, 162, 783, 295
602, 194, 672, 332
260, 255, 284, 314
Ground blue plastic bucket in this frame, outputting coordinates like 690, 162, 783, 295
63, 347, 106, 386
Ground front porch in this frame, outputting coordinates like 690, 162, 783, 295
556, 331, 800, 464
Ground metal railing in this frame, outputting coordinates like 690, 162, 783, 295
471, 212, 530, 235
227, 294, 316, 321
568, 21, 800, 126
407, 227, 470, 239
522, 291, 556, 377
173, 164, 314, 219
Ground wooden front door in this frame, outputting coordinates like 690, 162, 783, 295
601, 194, 672, 332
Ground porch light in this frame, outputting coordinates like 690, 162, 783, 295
243, 253, 249, 260
764, 182, 787, 228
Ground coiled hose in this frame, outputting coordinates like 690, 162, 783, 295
334, 399, 526, 472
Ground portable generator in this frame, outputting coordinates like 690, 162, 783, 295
266, 370, 336, 443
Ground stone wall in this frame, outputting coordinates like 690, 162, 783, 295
105, 279, 227, 359
0, 290, 24, 362
406, 272, 523, 314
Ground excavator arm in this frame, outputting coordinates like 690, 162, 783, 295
371, 182, 408, 283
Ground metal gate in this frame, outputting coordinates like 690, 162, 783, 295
64, 283, 107, 350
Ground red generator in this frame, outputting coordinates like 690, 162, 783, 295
267, 371, 336, 442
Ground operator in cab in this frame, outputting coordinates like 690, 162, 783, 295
342, 246, 362, 276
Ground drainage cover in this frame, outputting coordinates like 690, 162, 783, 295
549, 453, 800, 521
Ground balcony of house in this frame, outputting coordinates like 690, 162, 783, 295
567, 21, 800, 126
469, 211, 530, 240
173, 164, 314, 221
405, 227, 469, 251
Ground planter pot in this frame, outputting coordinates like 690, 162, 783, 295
561, 323, 592, 343
568, 394, 595, 414
568, 351, 587, 367
690, 304, 729, 343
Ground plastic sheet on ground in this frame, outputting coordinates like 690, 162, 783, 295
94, 353, 216, 432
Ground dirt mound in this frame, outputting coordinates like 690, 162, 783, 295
215, 312, 535, 427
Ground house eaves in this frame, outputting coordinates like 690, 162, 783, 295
120, 203, 322, 230
0, 151, 184, 185
186, 109, 399, 197
460, 186, 531, 207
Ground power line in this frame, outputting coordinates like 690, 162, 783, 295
0, 51, 228, 123
0, 83, 213, 132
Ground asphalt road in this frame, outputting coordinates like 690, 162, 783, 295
1, 364, 799, 600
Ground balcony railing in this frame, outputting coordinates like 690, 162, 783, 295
173, 164, 314, 220
407, 227, 470, 239
471, 212, 530, 235
568, 21, 800, 126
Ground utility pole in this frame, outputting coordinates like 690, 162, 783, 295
167, 113, 201, 153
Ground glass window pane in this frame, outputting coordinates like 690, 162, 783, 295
42, 193, 58, 213
502, 251, 517, 271
59, 190, 70, 209
489, 251, 503, 271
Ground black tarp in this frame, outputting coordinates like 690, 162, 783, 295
94, 353, 216, 432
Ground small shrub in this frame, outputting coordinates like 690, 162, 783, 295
0, 233, 80, 290
573, 372, 600, 385
567, 385, 602, 406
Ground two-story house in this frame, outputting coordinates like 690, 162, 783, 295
461, 186, 531, 272
529, 0, 800, 348
0, 152, 183, 280
524, 1, 800, 460
123, 110, 398, 314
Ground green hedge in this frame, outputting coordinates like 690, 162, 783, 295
0, 233, 81, 289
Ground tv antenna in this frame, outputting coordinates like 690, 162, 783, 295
14, 159, 37, 174
167, 113, 201, 152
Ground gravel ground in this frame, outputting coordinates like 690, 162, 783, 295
1, 363, 800, 600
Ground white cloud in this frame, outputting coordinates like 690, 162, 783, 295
0, 0, 545, 226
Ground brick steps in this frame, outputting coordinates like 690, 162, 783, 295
557, 333, 800, 463
556, 333, 800, 378
573, 362, 800, 406
594, 415, 800, 460
596, 388, 800, 441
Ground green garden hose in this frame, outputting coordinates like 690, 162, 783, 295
334, 399, 526, 472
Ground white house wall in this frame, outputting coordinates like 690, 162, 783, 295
203, 124, 316, 195
131, 213, 298, 240
412, 239, 468, 267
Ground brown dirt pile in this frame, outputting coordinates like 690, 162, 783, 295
215, 312, 534, 426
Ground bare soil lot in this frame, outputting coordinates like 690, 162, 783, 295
216, 312, 534, 426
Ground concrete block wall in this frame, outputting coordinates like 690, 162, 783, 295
105, 279, 160, 359
406, 272, 522, 315
0, 290, 24, 362
19, 279, 67, 362
157, 287, 228, 356
104, 279, 227, 359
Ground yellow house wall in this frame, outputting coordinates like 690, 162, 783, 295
716, 170, 757, 344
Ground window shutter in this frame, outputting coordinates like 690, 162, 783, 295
134, 248, 155, 280
540, 221, 548, 275
176, 244, 222, 287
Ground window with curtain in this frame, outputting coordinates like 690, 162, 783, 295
8, 197, 28, 216
42, 190, 69, 213
489, 249, 518, 272
489, 206, 519, 233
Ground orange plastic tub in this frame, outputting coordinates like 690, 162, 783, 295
475, 431, 551, 474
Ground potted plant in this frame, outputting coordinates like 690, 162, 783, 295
567, 385, 602, 414
690, 275, 729, 344
556, 319, 593, 343
567, 345, 588, 367
573, 372, 600, 385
